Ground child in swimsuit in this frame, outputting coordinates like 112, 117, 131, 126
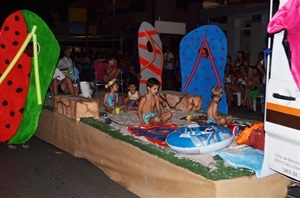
137, 78, 174, 124
103, 79, 127, 114
124, 83, 141, 109
206, 85, 233, 126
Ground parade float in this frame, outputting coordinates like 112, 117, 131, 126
0, 5, 293, 197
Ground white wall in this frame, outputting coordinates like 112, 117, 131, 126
199, 3, 274, 65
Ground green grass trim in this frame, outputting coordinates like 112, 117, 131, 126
42, 105, 254, 180
80, 117, 254, 181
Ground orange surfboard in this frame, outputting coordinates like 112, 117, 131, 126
138, 21, 163, 95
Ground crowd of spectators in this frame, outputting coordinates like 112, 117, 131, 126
64, 47, 182, 92
54, 47, 266, 113
224, 50, 266, 112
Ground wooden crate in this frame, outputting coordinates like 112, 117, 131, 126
159, 91, 202, 112
54, 95, 100, 121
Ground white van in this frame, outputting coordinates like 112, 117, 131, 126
264, 0, 300, 182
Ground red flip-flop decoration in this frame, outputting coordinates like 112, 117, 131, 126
0, 11, 31, 142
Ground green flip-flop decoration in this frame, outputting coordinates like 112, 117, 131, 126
9, 10, 60, 144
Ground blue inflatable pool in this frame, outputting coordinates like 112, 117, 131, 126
166, 124, 233, 154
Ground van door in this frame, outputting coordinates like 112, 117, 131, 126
265, 0, 300, 181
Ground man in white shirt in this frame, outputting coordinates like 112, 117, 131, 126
51, 48, 77, 96
57, 48, 80, 83
57, 48, 73, 71
163, 47, 174, 90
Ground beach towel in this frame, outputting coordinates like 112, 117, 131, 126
214, 146, 264, 178
127, 124, 178, 147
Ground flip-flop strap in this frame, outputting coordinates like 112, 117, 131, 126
183, 34, 222, 91
183, 37, 205, 91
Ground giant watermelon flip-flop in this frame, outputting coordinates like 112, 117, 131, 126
0, 10, 60, 144
0, 10, 32, 142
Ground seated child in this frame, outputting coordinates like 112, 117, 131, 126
137, 78, 174, 125
103, 79, 127, 114
124, 82, 141, 109
206, 85, 233, 126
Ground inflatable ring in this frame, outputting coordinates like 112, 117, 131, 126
166, 124, 233, 154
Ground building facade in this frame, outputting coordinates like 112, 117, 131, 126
58, 0, 277, 65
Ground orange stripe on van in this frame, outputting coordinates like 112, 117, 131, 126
267, 102, 300, 117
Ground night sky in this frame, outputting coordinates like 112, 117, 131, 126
0, 0, 74, 28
